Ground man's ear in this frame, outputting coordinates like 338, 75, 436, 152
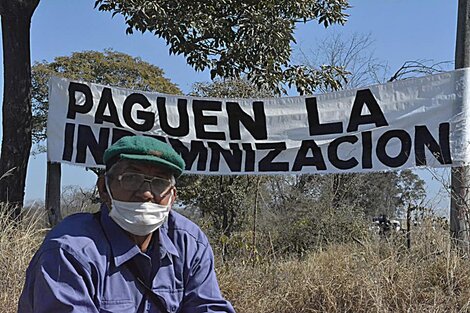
97, 175, 110, 202
170, 187, 177, 207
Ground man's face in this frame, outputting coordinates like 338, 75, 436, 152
105, 160, 176, 205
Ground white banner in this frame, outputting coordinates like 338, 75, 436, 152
47, 69, 470, 175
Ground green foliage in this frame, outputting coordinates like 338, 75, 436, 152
178, 175, 256, 239
326, 171, 426, 218
247, 171, 425, 257
397, 169, 426, 206
266, 171, 425, 220
191, 78, 274, 98
31, 49, 181, 144
260, 183, 370, 257
94, 0, 350, 94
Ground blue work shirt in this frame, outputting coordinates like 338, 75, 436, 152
18, 204, 235, 313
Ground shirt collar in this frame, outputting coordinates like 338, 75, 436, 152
100, 204, 141, 267
99, 204, 179, 266
159, 215, 180, 259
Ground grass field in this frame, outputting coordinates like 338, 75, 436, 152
3, 210, 469, 313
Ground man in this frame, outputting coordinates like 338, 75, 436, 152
18, 136, 235, 313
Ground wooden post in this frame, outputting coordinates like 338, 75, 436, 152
45, 161, 61, 227
251, 177, 261, 265
451, 0, 470, 251
406, 205, 412, 250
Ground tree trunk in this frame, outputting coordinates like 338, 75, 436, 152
0, 0, 40, 216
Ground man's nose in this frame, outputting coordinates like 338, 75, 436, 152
135, 181, 155, 201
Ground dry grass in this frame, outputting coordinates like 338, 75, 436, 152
0, 209, 47, 312
2, 210, 470, 313
218, 224, 470, 313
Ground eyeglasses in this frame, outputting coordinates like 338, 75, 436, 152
116, 173, 173, 196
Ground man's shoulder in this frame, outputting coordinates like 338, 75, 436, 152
24, 212, 107, 272
41, 211, 104, 253
165, 210, 209, 245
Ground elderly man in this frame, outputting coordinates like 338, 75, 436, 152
18, 136, 235, 313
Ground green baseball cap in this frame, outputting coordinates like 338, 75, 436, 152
103, 136, 185, 177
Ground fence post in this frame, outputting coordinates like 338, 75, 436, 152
45, 161, 61, 227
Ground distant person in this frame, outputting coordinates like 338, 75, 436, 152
18, 136, 235, 313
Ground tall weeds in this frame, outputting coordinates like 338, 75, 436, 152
3, 208, 470, 313
0, 207, 46, 312
218, 222, 470, 313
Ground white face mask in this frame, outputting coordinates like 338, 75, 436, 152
106, 180, 173, 236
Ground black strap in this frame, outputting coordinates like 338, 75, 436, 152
125, 258, 169, 313
93, 211, 169, 313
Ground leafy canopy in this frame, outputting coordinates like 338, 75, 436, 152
31, 49, 180, 144
94, 0, 350, 94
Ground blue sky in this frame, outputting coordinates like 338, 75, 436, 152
0, 1, 458, 210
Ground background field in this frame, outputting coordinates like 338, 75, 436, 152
3, 198, 468, 313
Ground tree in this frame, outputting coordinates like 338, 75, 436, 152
0, 0, 40, 215
261, 174, 370, 257
178, 176, 254, 235
31, 49, 181, 147
94, 0, 350, 94
323, 171, 425, 218
296, 32, 389, 90
260, 170, 425, 256
60, 185, 100, 217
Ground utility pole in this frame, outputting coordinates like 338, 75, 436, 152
450, 0, 470, 251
